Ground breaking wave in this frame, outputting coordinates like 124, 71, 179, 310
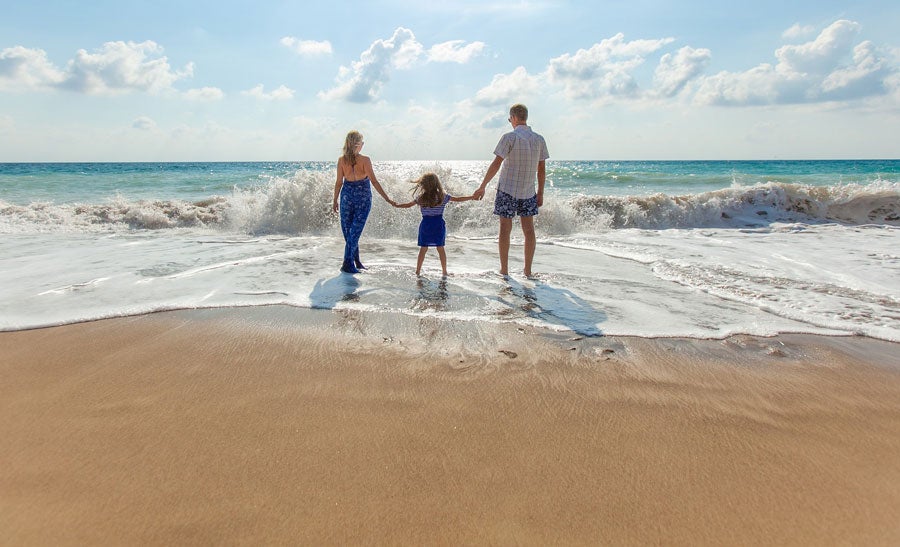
2, 172, 898, 236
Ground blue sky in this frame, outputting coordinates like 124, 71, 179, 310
1, 0, 898, 160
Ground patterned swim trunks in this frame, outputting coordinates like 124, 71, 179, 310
493, 190, 539, 218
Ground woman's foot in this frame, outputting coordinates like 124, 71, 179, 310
353, 251, 367, 270
340, 260, 359, 274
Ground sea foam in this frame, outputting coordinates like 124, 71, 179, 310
2, 176, 898, 235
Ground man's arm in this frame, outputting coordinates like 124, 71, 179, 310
536, 160, 546, 207
474, 155, 504, 200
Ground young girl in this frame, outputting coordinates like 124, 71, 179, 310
394, 172, 475, 276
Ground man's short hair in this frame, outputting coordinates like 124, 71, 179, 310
510, 104, 528, 122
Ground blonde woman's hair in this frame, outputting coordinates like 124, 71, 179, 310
411, 172, 445, 208
342, 131, 363, 167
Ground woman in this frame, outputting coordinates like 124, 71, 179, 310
332, 131, 394, 273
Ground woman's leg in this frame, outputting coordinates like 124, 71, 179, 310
347, 191, 371, 264
338, 195, 358, 273
339, 185, 371, 273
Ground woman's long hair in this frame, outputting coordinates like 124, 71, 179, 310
342, 131, 363, 168
411, 172, 445, 208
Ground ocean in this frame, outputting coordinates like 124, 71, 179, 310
1, 160, 898, 341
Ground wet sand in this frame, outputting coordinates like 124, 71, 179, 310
2, 307, 899, 545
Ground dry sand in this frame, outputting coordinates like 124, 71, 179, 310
2, 307, 899, 545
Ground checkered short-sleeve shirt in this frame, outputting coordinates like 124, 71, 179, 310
493, 125, 549, 199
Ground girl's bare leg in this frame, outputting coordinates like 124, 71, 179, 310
416, 247, 428, 275
436, 247, 448, 276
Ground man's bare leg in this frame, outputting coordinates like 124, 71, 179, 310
498, 217, 512, 275
521, 215, 536, 277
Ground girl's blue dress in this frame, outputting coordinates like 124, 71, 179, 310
417, 194, 451, 247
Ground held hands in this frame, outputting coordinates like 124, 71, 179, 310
473, 187, 486, 201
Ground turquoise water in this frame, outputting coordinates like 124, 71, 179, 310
547, 159, 899, 195
2, 160, 896, 205
0, 162, 309, 204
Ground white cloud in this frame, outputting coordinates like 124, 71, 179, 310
242, 84, 295, 100
548, 33, 675, 100
783, 23, 816, 40
428, 40, 485, 63
694, 19, 895, 106
291, 115, 337, 130
132, 116, 157, 131
0, 41, 192, 95
653, 46, 711, 97
0, 46, 66, 90
319, 27, 424, 103
319, 28, 484, 103
820, 41, 889, 99
694, 64, 783, 106
184, 86, 224, 101
63, 41, 193, 95
473, 66, 539, 106
280, 37, 333, 56
481, 112, 508, 129
775, 19, 860, 75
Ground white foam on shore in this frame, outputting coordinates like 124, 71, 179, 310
2, 222, 896, 341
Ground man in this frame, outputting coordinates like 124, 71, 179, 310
473, 103, 549, 277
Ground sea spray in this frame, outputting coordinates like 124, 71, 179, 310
3, 180, 898, 234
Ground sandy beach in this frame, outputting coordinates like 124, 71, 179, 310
2, 306, 899, 545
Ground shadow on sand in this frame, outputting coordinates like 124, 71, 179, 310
497, 276, 606, 336
309, 273, 362, 310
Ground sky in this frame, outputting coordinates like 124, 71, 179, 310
1, 0, 898, 161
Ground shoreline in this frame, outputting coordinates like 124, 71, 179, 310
5, 300, 898, 344
2, 307, 899, 544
